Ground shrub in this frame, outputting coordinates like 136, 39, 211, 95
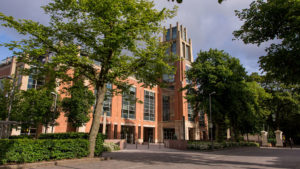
187, 141, 259, 151
0, 139, 89, 164
8, 135, 34, 139
39, 132, 105, 157
103, 142, 120, 152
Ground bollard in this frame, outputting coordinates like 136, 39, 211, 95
136, 141, 138, 149
148, 138, 150, 149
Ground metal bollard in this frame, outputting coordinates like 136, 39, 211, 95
136, 141, 138, 149
148, 138, 150, 149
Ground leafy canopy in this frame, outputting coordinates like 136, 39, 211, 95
184, 49, 270, 141
234, 0, 300, 84
0, 0, 176, 157
62, 79, 95, 128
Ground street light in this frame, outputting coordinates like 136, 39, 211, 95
209, 91, 216, 150
51, 92, 58, 133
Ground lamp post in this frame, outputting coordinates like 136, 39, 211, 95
51, 92, 57, 133
209, 91, 216, 150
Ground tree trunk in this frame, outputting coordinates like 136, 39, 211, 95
88, 84, 107, 158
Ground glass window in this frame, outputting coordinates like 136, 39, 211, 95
199, 110, 205, 127
122, 87, 136, 119
163, 96, 170, 121
172, 27, 177, 39
144, 90, 155, 121
94, 83, 112, 116
188, 103, 194, 121
171, 42, 176, 54
162, 74, 175, 83
182, 43, 185, 58
166, 29, 171, 41
27, 74, 44, 89
185, 65, 191, 84
186, 45, 190, 60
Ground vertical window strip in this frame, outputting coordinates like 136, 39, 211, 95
122, 87, 136, 119
144, 90, 155, 121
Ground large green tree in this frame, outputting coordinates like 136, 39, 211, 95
0, 0, 176, 157
234, 0, 300, 84
16, 89, 60, 135
184, 49, 270, 141
62, 79, 95, 128
258, 75, 300, 142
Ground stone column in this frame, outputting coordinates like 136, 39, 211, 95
275, 130, 283, 147
261, 131, 268, 147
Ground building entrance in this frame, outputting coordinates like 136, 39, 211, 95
144, 127, 154, 143
188, 128, 195, 140
163, 128, 176, 140
121, 126, 135, 143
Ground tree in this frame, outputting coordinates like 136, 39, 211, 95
259, 76, 300, 142
0, 0, 176, 157
0, 78, 21, 121
184, 49, 270, 141
234, 0, 300, 84
62, 79, 95, 128
16, 89, 60, 135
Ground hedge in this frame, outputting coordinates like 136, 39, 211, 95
187, 141, 259, 150
1, 133, 106, 164
38, 132, 105, 156
0, 139, 89, 164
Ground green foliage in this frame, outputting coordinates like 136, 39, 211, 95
62, 79, 95, 128
0, 139, 89, 164
184, 49, 270, 141
0, 78, 21, 121
8, 135, 34, 139
187, 141, 259, 150
0, 0, 177, 157
234, 0, 300, 84
38, 132, 105, 156
103, 142, 120, 152
38, 132, 105, 140
15, 89, 60, 131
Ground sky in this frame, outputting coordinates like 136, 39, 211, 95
0, 0, 269, 74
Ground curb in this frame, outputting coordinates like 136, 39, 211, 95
0, 157, 112, 169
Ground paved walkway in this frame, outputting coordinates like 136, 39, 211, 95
35, 146, 300, 169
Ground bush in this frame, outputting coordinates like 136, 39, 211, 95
39, 132, 89, 139
187, 141, 259, 151
39, 132, 105, 157
103, 142, 120, 152
0, 139, 89, 164
9, 135, 34, 139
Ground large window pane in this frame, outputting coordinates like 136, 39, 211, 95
94, 83, 112, 116
163, 96, 170, 121
122, 87, 136, 119
144, 91, 155, 121
188, 103, 194, 121
166, 29, 171, 41
171, 42, 176, 54
172, 27, 177, 39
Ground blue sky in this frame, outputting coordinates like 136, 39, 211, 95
0, 0, 269, 74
